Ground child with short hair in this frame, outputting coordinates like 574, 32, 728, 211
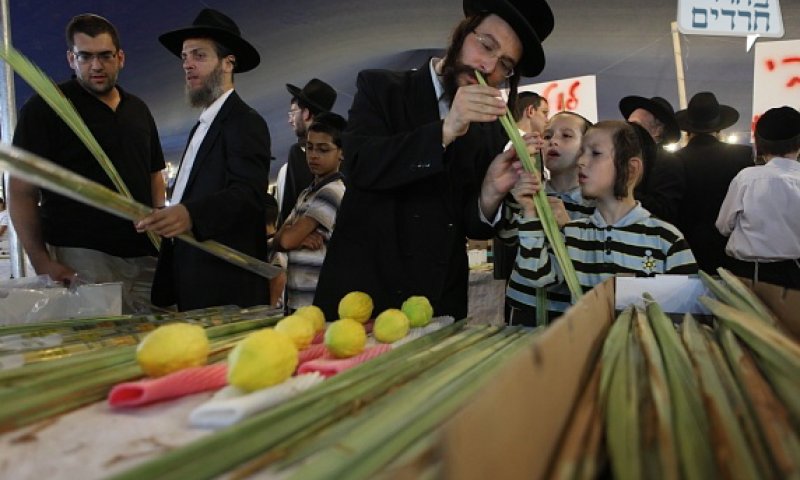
716, 106, 800, 289
503, 112, 594, 325
509, 120, 697, 322
273, 112, 347, 311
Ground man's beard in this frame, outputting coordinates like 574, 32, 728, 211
187, 63, 224, 108
440, 57, 476, 108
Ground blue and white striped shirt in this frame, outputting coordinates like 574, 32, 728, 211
508, 203, 697, 317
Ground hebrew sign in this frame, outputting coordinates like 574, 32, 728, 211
752, 39, 800, 136
677, 0, 784, 38
518, 75, 598, 123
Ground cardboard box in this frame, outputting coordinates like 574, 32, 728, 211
385, 277, 798, 479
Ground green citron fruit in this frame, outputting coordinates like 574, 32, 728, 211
227, 328, 298, 392
338, 291, 374, 324
275, 314, 315, 350
136, 323, 209, 377
373, 309, 410, 343
324, 318, 367, 358
294, 305, 326, 332
402, 296, 434, 327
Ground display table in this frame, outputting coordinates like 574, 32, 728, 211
0, 393, 214, 479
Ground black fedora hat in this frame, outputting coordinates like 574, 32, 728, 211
159, 8, 260, 73
675, 92, 739, 133
756, 106, 800, 141
286, 79, 337, 115
463, 0, 554, 77
619, 95, 681, 144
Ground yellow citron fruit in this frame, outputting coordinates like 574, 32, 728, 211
338, 291, 374, 324
136, 323, 209, 377
294, 305, 326, 332
227, 328, 298, 392
324, 318, 367, 358
374, 309, 410, 343
402, 296, 434, 328
275, 314, 315, 350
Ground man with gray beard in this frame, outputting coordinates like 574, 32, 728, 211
136, 8, 271, 310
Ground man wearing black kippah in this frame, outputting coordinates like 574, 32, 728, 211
717, 106, 800, 289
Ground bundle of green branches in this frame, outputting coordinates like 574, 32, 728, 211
581, 270, 800, 480
0, 310, 283, 432
108, 322, 541, 480
0, 143, 281, 280
474, 72, 582, 305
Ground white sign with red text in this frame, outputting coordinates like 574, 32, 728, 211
519, 75, 598, 123
752, 39, 800, 134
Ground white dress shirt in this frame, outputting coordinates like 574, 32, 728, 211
716, 157, 800, 261
170, 88, 235, 204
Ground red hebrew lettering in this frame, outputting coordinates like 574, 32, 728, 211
565, 81, 581, 110
765, 59, 776, 71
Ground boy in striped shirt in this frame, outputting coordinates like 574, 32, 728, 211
502, 112, 594, 325
272, 113, 347, 311
508, 120, 696, 323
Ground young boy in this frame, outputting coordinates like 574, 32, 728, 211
509, 120, 697, 321
716, 106, 800, 289
273, 112, 347, 311
503, 112, 594, 325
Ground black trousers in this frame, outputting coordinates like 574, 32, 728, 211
725, 257, 800, 290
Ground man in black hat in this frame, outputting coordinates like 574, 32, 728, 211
279, 78, 337, 227
716, 106, 800, 289
137, 8, 271, 310
619, 95, 685, 224
314, 0, 554, 321
674, 91, 753, 274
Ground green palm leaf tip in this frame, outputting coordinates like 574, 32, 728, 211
681, 314, 761, 480
644, 294, 716, 480
473, 71, 582, 302
0, 44, 161, 250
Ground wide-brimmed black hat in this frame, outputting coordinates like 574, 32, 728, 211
619, 96, 681, 144
675, 92, 739, 133
159, 8, 260, 73
756, 106, 800, 141
286, 79, 337, 115
463, 0, 554, 77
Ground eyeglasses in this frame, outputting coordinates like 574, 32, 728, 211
472, 31, 516, 78
72, 50, 118, 64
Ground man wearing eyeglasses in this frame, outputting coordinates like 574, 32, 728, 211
11, 13, 165, 313
314, 0, 554, 322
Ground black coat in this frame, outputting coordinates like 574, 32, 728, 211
676, 134, 753, 274
152, 92, 271, 310
313, 62, 506, 321
635, 149, 686, 225
278, 142, 313, 227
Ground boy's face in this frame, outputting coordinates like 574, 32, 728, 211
543, 114, 583, 175
306, 130, 342, 178
577, 128, 617, 200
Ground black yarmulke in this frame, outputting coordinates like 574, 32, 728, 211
756, 106, 800, 141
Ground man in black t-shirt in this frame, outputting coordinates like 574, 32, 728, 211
10, 14, 166, 312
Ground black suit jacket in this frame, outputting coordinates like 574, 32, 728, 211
152, 91, 271, 310
676, 134, 753, 274
313, 62, 506, 321
277, 142, 313, 227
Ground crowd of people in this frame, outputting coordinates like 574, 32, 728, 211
6, 2, 799, 324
